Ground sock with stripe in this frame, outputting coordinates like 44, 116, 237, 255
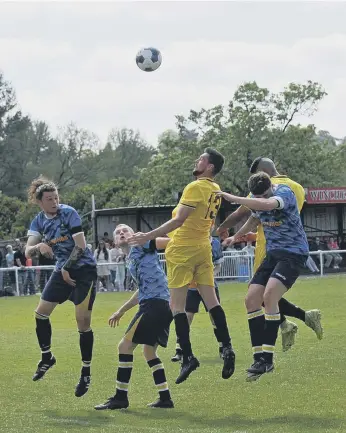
174, 313, 193, 363
147, 357, 171, 401
247, 309, 265, 362
279, 298, 306, 322
263, 312, 281, 364
115, 354, 133, 401
175, 341, 182, 353
79, 329, 94, 376
35, 312, 52, 363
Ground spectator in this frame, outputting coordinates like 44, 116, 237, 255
14, 243, 30, 295
314, 237, 333, 268
242, 241, 255, 256
94, 240, 111, 291
327, 237, 342, 269
112, 245, 126, 291
5, 245, 16, 292
339, 236, 346, 266
102, 232, 112, 246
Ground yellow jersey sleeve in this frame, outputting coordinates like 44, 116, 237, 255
293, 184, 305, 212
179, 182, 202, 208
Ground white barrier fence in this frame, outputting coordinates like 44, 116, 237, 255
0, 250, 345, 297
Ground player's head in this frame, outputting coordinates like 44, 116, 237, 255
193, 147, 225, 178
248, 172, 273, 198
28, 177, 59, 215
249, 157, 278, 177
113, 224, 134, 247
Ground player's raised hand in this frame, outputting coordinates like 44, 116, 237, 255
128, 232, 150, 246
216, 191, 237, 203
109, 310, 124, 327
222, 236, 236, 248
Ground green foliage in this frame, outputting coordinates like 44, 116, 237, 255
0, 70, 345, 238
0, 193, 25, 238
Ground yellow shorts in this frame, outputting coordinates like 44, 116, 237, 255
165, 243, 214, 289
254, 245, 266, 273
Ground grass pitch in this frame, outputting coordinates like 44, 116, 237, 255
0, 277, 345, 433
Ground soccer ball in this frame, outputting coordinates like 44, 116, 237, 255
136, 47, 162, 72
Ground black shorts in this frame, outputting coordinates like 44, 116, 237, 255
125, 298, 173, 347
250, 250, 307, 290
185, 286, 221, 314
41, 266, 97, 309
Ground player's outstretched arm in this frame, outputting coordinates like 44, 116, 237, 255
109, 290, 139, 327
128, 205, 194, 246
217, 192, 280, 212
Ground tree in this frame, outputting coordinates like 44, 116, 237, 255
175, 81, 330, 194
46, 123, 101, 189
97, 128, 156, 182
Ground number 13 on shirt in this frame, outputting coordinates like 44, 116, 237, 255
205, 192, 221, 220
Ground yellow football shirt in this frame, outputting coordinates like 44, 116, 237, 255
253, 175, 305, 271
168, 177, 221, 246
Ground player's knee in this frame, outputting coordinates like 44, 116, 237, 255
245, 291, 260, 312
263, 289, 278, 311
34, 310, 50, 320
143, 345, 157, 361
76, 315, 91, 332
118, 338, 133, 354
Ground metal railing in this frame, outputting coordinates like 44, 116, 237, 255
0, 250, 345, 297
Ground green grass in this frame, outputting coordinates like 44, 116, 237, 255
1, 277, 345, 433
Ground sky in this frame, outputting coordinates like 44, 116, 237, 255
0, 1, 346, 146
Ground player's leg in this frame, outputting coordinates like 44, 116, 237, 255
172, 311, 195, 362
32, 270, 70, 381
143, 344, 174, 408
33, 299, 58, 380
245, 283, 265, 379
248, 254, 303, 378
72, 267, 97, 397
171, 286, 200, 384
95, 337, 137, 410
171, 289, 198, 363
165, 244, 200, 383
205, 286, 223, 358
247, 277, 286, 378
279, 297, 323, 349
197, 248, 235, 380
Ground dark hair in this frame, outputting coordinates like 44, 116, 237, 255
205, 147, 225, 175
97, 242, 109, 261
28, 177, 57, 204
248, 172, 272, 195
249, 157, 262, 174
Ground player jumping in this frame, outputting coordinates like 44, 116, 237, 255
218, 172, 311, 380
217, 157, 323, 351
95, 224, 174, 410
25, 177, 97, 397
128, 148, 235, 384
171, 234, 225, 362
